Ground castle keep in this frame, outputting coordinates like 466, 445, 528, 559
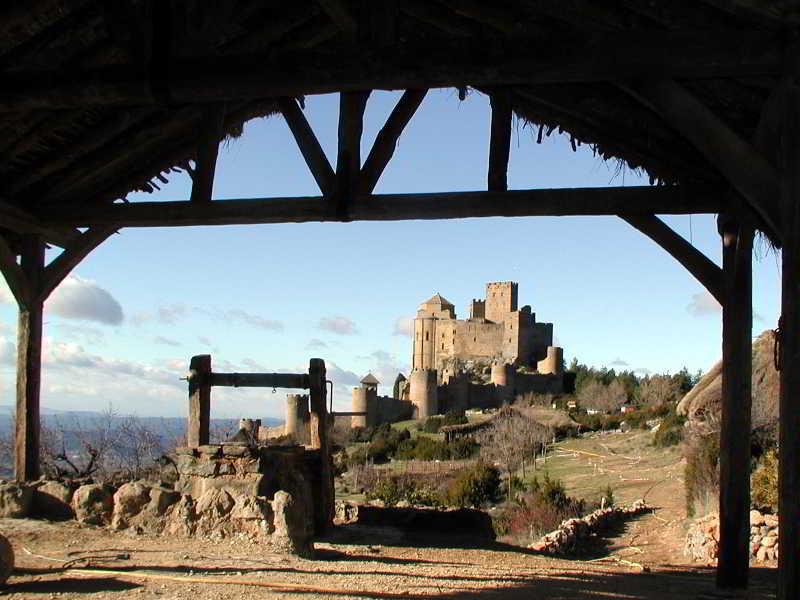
413, 282, 555, 374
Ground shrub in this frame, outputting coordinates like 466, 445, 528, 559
443, 410, 468, 427
422, 416, 445, 433
652, 408, 686, 448
684, 425, 720, 517
364, 473, 443, 507
449, 437, 479, 460
446, 463, 501, 508
751, 448, 778, 513
600, 484, 615, 508
395, 436, 450, 461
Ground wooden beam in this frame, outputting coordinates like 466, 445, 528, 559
38, 186, 723, 228
717, 216, 753, 590
187, 354, 211, 448
308, 358, 333, 532
633, 79, 781, 241
335, 91, 369, 219
0, 30, 782, 111
0, 234, 30, 308
621, 215, 724, 305
488, 94, 512, 192
14, 235, 44, 482
278, 97, 335, 196
190, 104, 226, 203
209, 372, 309, 389
39, 227, 115, 301
361, 89, 426, 193
778, 77, 800, 600
316, 0, 357, 34
0, 200, 80, 248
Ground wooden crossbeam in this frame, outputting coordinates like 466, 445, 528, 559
632, 79, 781, 242
0, 31, 781, 111
317, 0, 357, 34
488, 94, 512, 192
278, 97, 336, 196
621, 214, 724, 305
0, 200, 79, 248
190, 104, 226, 203
39, 227, 116, 301
37, 186, 722, 228
0, 234, 30, 308
361, 89, 427, 193
335, 91, 370, 219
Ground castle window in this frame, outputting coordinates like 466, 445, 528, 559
441, 344, 444, 350
425, 332, 429, 341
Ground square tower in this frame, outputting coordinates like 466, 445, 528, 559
485, 281, 518, 323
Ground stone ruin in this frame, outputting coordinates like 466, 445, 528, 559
685, 510, 780, 564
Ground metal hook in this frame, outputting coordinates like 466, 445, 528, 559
272, 387, 277, 394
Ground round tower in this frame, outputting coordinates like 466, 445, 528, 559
410, 368, 438, 419
351, 386, 377, 428
491, 362, 514, 387
413, 315, 437, 371
537, 346, 564, 375
285, 394, 308, 440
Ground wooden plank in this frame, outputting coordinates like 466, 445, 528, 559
190, 104, 226, 203
335, 91, 369, 219
14, 235, 44, 481
621, 215, 724, 304
187, 355, 211, 448
0, 234, 30, 308
717, 216, 753, 590
488, 94, 512, 192
0, 30, 782, 111
778, 79, 800, 600
308, 358, 333, 532
361, 89, 426, 193
278, 97, 336, 196
316, 0, 357, 34
39, 226, 115, 300
38, 186, 723, 228
210, 372, 309, 389
633, 79, 781, 242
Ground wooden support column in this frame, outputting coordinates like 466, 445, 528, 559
190, 104, 226, 203
308, 357, 333, 531
187, 355, 211, 448
778, 78, 800, 600
335, 91, 369, 219
278, 97, 335, 196
488, 94, 512, 191
14, 235, 45, 481
716, 215, 753, 590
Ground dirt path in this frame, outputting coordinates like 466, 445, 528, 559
0, 517, 776, 599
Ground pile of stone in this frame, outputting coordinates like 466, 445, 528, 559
0, 479, 312, 557
528, 500, 649, 555
684, 510, 779, 564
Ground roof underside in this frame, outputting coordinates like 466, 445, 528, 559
0, 0, 791, 242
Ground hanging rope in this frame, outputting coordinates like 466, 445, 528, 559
774, 316, 783, 372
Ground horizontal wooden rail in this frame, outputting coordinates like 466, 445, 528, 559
40, 186, 723, 228
331, 411, 368, 417
208, 372, 310, 389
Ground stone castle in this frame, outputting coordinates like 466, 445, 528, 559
345, 281, 566, 428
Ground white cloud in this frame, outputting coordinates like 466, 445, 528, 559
306, 338, 327, 349
0, 336, 15, 365
46, 275, 123, 325
318, 316, 357, 335
224, 309, 283, 331
326, 362, 361, 387
393, 316, 414, 337
157, 304, 187, 324
609, 358, 629, 366
0, 280, 11, 305
154, 336, 181, 347
686, 291, 721, 317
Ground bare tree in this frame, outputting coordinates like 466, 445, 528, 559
638, 375, 681, 408
578, 379, 628, 413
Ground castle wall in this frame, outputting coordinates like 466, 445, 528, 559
375, 396, 414, 423
485, 281, 518, 323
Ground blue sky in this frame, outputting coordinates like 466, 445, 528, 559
0, 90, 782, 419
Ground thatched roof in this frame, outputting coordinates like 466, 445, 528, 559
0, 1, 790, 243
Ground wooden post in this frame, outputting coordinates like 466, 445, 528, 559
14, 235, 44, 481
309, 358, 333, 531
778, 79, 800, 600
716, 215, 753, 590
335, 91, 369, 219
187, 354, 211, 448
488, 94, 512, 192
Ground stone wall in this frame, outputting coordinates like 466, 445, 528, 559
684, 510, 779, 564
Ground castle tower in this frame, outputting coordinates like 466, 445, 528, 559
285, 394, 309, 442
351, 386, 377, 428
413, 293, 455, 371
485, 281, 518, 323
537, 346, 564, 375
491, 362, 514, 387
393, 373, 407, 400
410, 368, 438, 419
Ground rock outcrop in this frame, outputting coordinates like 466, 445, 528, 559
0, 482, 32, 518
72, 483, 114, 525
33, 481, 74, 520
685, 510, 779, 564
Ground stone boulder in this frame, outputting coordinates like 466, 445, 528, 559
0, 482, 33, 518
72, 484, 114, 525
271, 491, 313, 557
33, 481, 73, 520
229, 494, 273, 538
0, 533, 12, 586
146, 486, 181, 517
111, 482, 152, 530
165, 495, 197, 537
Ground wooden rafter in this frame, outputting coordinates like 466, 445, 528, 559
488, 93, 512, 192
278, 97, 335, 196
335, 91, 370, 219
361, 89, 427, 193
190, 104, 226, 203
0, 234, 29, 308
39, 226, 115, 301
0, 30, 781, 112
0, 200, 79, 248
37, 186, 722, 228
316, 0, 357, 34
621, 214, 724, 304
631, 79, 781, 241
